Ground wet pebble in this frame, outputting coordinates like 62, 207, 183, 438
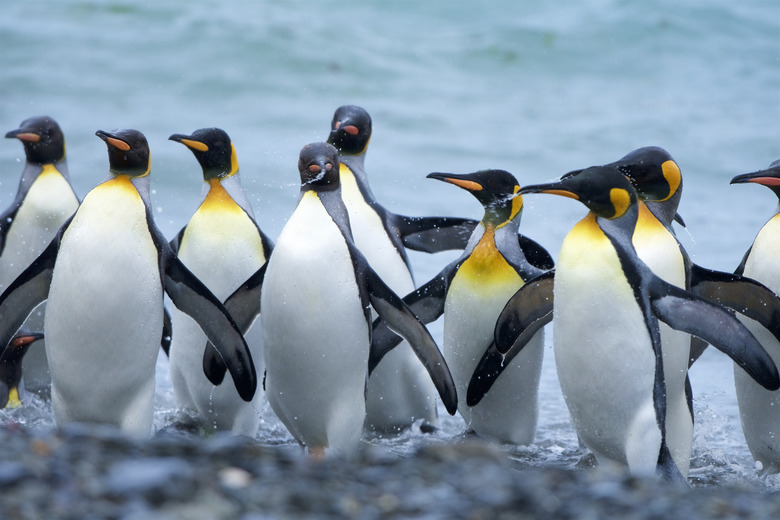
1, 423, 779, 520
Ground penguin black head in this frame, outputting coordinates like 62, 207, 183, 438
169, 128, 238, 181
731, 160, 780, 200
298, 142, 341, 191
327, 105, 372, 155
96, 129, 150, 178
0, 329, 44, 409
607, 146, 681, 204
5, 115, 66, 164
522, 166, 637, 220
427, 169, 523, 226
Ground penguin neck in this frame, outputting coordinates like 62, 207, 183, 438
304, 187, 354, 242
339, 154, 376, 203
16, 158, 71, 197
644, 187, 681, 229
595, 203, 640, 260
200, 173, 255, 219
101, 173, 152, 208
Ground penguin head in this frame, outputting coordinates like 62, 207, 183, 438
521, 166, 637, 220
327, 105, 372, 155
427, 169, 523, 227
0, 329, 44, 368
169, 128, 238, 181
5, 115, 66, 164
298, 142, 341, 191
96, 129, 150, 178
730, 159, 780, 200
606, 146, 682, 204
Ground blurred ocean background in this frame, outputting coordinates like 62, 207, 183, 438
1, 0, 779, 491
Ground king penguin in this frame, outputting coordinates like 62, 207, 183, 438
372, 169, 545, 444
0, 329, 44, 409
167, 128, 273, 436
514, 166, 778, 481
255, 142, 456, 454
327, 105, 473, 432
2, 116, 80, 395
731, 160, 780, 474
0, 129, 256, 437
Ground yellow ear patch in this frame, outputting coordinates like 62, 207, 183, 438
509, 185, 523, 220
609, 188, 631, 218
660, 160, 681, 201
6, 387, 22, 408
181, 139, 209, 152
229, 143, 239, 176
106, 136, 130, 151
446, 178, 483, 191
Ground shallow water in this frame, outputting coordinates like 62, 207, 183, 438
1, 0, 779, 492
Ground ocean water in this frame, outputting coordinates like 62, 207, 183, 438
1, 0, 779, 491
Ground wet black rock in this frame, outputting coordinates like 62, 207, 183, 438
0, 423, 778, 520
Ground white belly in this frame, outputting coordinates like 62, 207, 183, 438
555, 217, 660, 473
341, 168, 438, 430
262, 193, 368, 452
735, 213, 780, 473
444, 265, 543, 444
45, 179, 161, 437
633, 206, 692, 475
1, 166, 79, 291
169, 200, 267, 435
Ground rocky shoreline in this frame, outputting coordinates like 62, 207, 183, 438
1, 423, 778, 520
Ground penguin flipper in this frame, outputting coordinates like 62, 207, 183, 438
466, 342, 505, 406
690, 263, 780, 342
649, 278, 780, 390
365, 267, 458, 415
369, 262, 456, 374
0, 199, 23, 255
494, 270, 555, 354
517, 235, 555, 271
0, 234, 60, 355
168, 226, 186, 254
395, 215, 477, 253
201, 263, 266, 385
161, 306, 172, 357
162, 253, 257, 401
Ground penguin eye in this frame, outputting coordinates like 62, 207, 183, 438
308, 165, 322, 174
325, 163, 333, 171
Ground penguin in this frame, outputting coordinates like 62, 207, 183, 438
0, 129, 256, 437
730, 160, 780, 474
470, 147, 780, 404
2, 116, 80, 395
0, 329, 44, 409
327, 105, 552, 433
371, 169, 545, 444
167, 128, 273, 436
215, 142, 456, 454
511, 165, 778, 481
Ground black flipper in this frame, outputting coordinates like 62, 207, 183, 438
517, 235, 555, 271
734, 247, 751, 276
494, 270, 555, 354
369, 260, 458, 374
0, 230, 63, 355
649, 278, 780, 390
466, 342, 504, 406
0, 196, 24, 256
656, 443, 688, 485
168, 226, 186, 254
161, 306, 172, 357
201, 263, 266, 386
161, 251, 257, 401
364, 265, 457, 415
690, 263, 780, 342
395, 215, 477, 253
